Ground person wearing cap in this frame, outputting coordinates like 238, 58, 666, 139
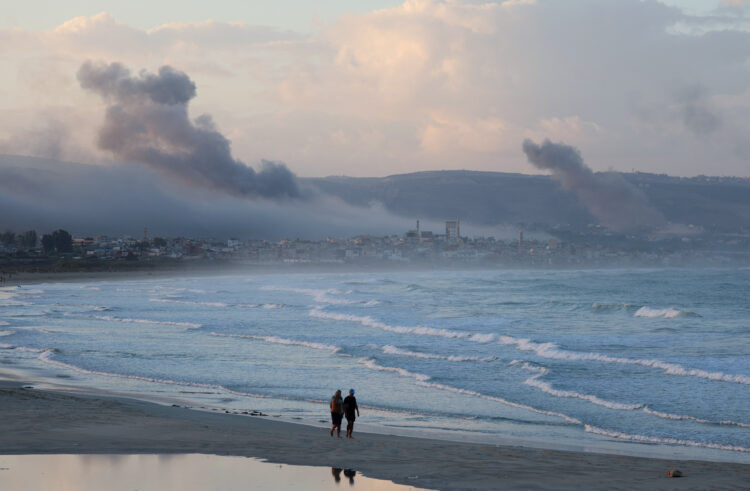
343, 388, 360, 439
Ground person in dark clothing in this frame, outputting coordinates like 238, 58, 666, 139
343, 388, 360, 439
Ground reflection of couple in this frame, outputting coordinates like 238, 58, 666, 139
331, 467, 356, 484
329, 389, 360, 438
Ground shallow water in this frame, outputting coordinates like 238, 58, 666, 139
1, 268, 749, 463
0, 454, 424, 490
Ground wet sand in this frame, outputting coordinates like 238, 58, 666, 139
2, 380, 749, 490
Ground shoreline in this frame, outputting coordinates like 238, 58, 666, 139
2, 378, 749, 489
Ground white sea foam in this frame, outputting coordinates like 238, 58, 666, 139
65, 313, 202, 329
37, 348, 272, 399
515, 362, 644, 411
261, 304, 283, 309
498, 335, 750, 385
149, 298, 229, 308
362, 300, 381, 307
0, 330, 14, 337
0, 320, 11, 325
358, 358, 581, 425
382, 345, 496, 362
514, 362, 750, 427
584, 425, 750, 453
262, 286, 356, 305
310, 307, 496, 342
641, 407, 750, 428
634, 306, 696, 319
210, 332, 340, 353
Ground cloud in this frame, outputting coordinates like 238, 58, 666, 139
0, 154, 412, 239
2, 1, 750, 178
78, 60, 299, 199
522, 139, 665, 231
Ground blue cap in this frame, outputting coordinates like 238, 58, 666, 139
349, 389, 355, 394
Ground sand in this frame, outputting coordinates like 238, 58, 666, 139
2, 380, 749, 490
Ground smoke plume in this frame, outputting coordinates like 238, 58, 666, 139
522, 139, 664, 231
77, 61, 299, 199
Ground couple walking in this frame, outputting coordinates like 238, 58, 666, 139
330, 389, 359, 438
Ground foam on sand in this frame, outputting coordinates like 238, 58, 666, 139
584, 425, 750, 453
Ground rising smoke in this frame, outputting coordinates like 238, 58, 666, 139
522, 139, 664, 231
77, 61, 299, 199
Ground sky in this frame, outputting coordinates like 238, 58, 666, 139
1, 0, 749, 179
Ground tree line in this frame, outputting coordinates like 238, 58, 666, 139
1, 229, 73, 254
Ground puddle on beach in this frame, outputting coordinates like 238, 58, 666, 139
0, 454, 426, 491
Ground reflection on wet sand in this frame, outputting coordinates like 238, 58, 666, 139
332, 467, 357, 486
0, 454, 425, 491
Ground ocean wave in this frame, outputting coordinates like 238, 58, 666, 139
149, 298, 229, 308
641, 407, 750, 428
634, 306, 699, 319
362, 300, 381, 307
153, 286, 211, 295
0, 329, 15, 337
514, 362, 643, 411
584, 425, 750, 453
514, 362, 750, 427
382, 345, 496, 362
498, 335, 750, 385
37, 348, 272, 399
0, 320, 11, 326
591, 303, 640, 313
210, 332, 340, 353
261, 286, 356, 305
65, 313, 202, 329
358, 358, 581, 425
310, 307, 496, 343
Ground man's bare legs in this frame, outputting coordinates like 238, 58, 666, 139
346, 420, 354, 438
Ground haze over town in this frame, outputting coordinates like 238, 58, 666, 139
1, 0, 749, 241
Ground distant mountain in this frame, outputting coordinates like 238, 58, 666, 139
305, 170, 750, 233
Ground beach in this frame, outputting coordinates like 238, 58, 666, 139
2, 378, 749, 490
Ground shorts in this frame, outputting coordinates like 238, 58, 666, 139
331, 412, 343, 425
345, 412, 356, 422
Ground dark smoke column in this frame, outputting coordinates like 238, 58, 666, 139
78, 61, 299, 199
522, 139, 664, 231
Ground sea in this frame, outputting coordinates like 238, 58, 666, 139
1, 268, 749, 463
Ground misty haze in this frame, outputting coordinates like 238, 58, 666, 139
2, 1, 750, 489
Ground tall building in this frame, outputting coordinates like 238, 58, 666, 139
445, 220, 460, 243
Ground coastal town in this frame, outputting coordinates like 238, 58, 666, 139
2, 220, 749, 275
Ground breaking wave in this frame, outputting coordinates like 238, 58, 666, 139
358, 358, 580, 424
309, 307, 495, 343
150, 298, 228, 308
498, 335, 750, 385
584, 425, 750, 453
262, 286, 356, 305
382, 345, 496, 362
65, 313, 202, 329
210, 332, 340, 353
634, 306, 699, 319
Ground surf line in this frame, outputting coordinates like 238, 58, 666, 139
499, 335, 750, 386
309, 307, 496, 342
359, 358, 750, 453
514, 362, 750, 428
310, 306, 750, 386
